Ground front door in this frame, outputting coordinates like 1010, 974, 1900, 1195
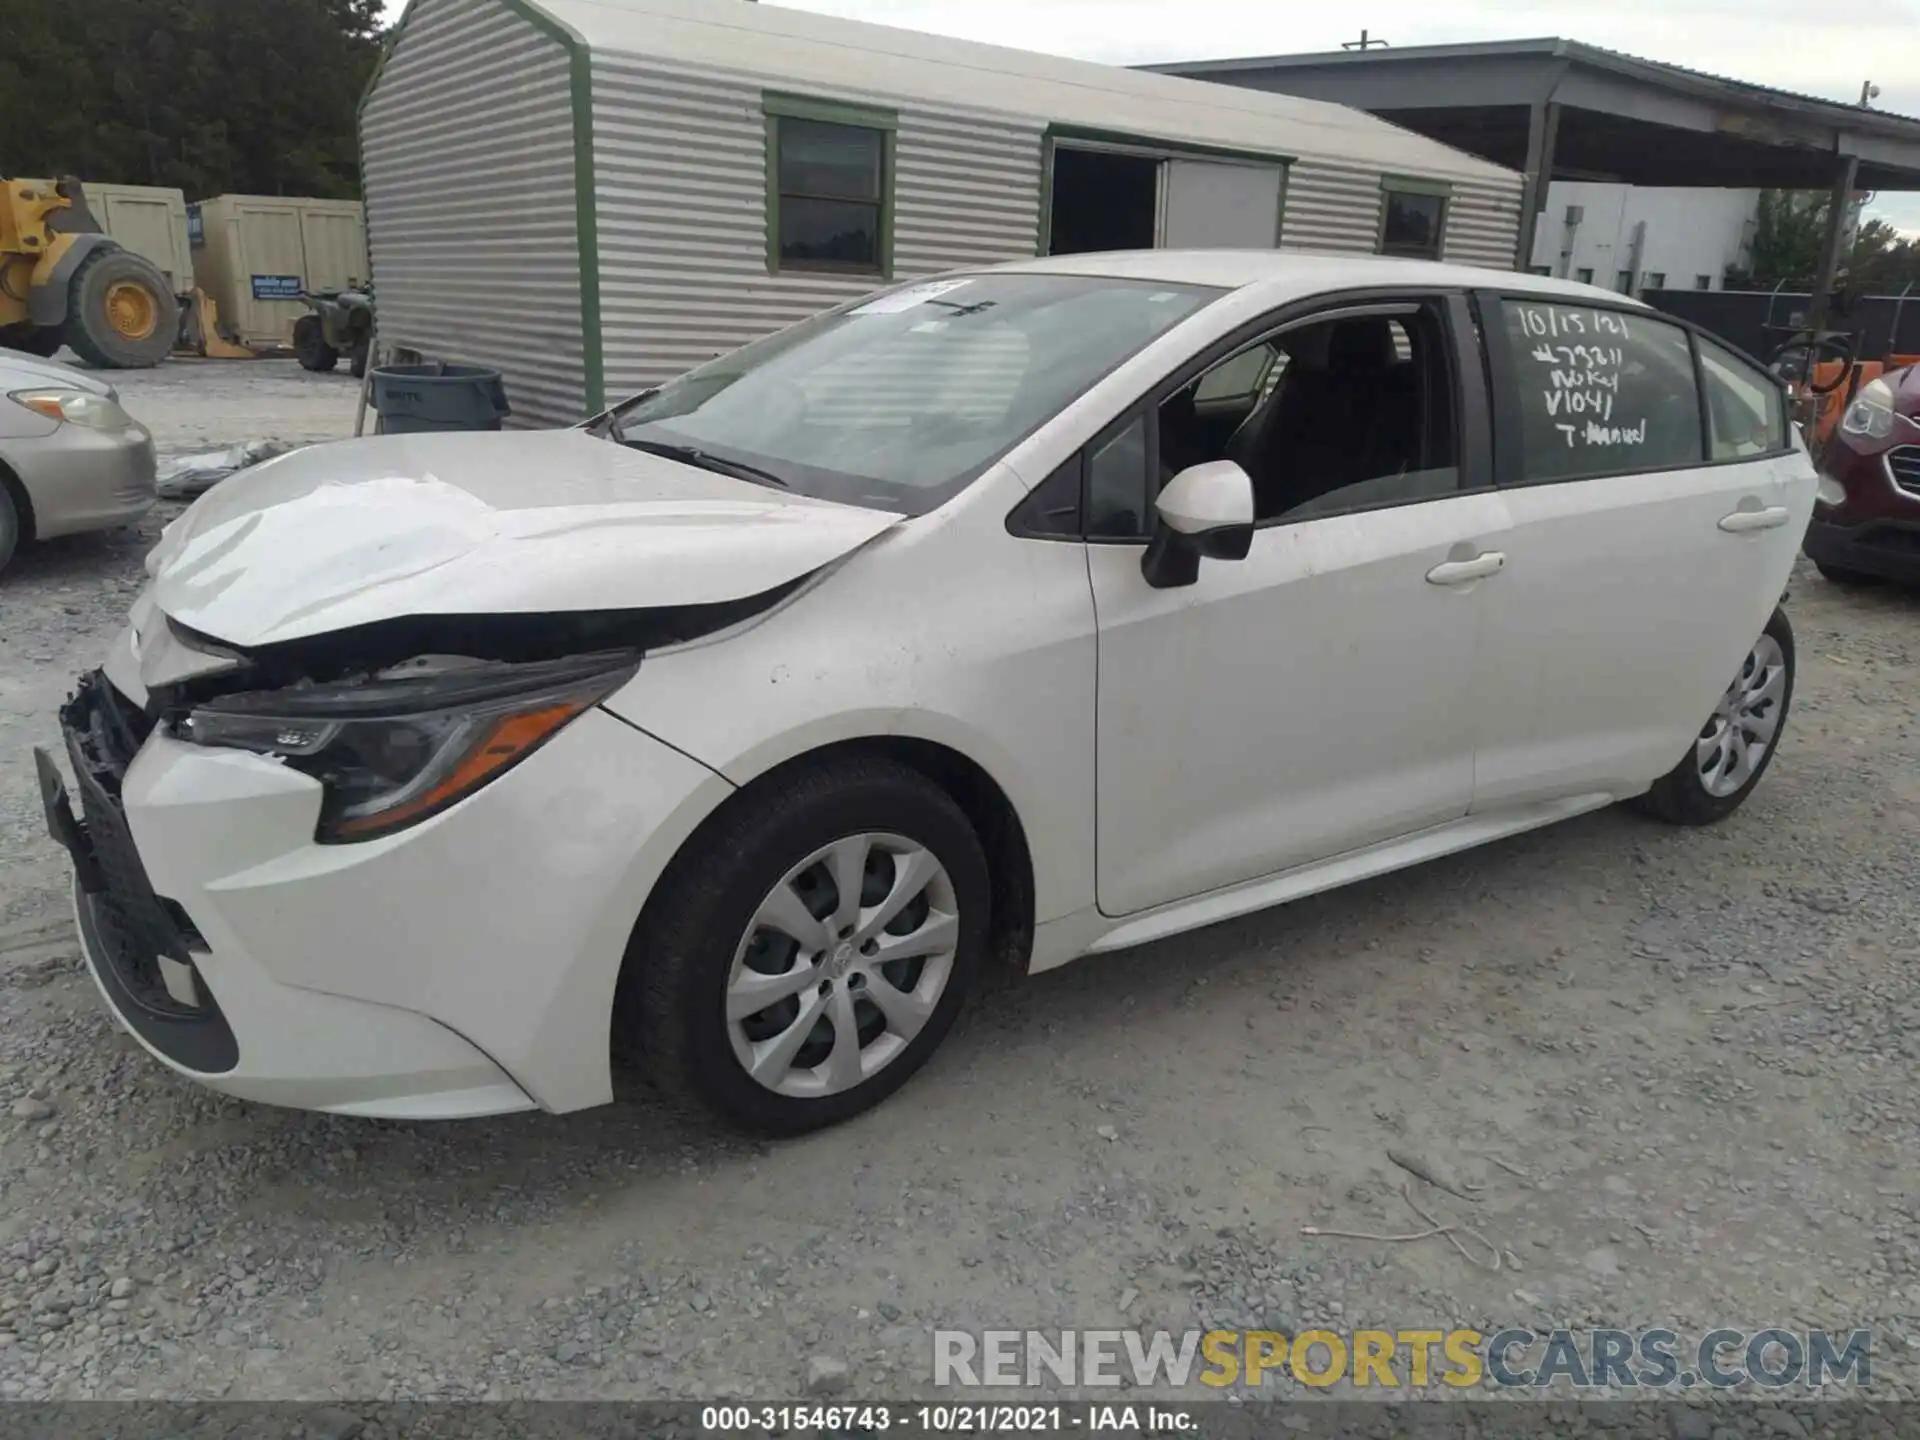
1468, 293, 1809, 810
1090, 295, 1501, 916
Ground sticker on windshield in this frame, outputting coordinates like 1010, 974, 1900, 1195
851, 279, 974, 315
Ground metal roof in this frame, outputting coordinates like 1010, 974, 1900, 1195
1156, 38, 1920, 139
530, 0, 1519, 183
1148, 37, 1920, 191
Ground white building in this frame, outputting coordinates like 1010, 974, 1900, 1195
1529, 183, 1757, 293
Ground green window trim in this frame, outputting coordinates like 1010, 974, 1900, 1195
1376, 176, 1450, 261
1378, 173, 1454, 198
1045, 123, 1296, 169
763, 93, 898, 280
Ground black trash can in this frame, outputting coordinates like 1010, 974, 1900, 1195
370, 362, 510, 434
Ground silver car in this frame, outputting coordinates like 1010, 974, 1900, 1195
0, 352, 156, 575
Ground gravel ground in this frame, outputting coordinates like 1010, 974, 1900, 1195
0, 360, 1916, 1415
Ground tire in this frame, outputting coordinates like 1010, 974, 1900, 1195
0, 324, 62, 358
1815, 561, 1880, 587
0, 484, 19, 577
1635, 607, 1795, 826
62, 246, 179, 369
622, 755, 991, 1135
293, 316, 338, 373
348, 337, 370, 380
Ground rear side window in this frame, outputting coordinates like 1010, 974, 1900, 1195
1497, 299, 1703, 483
1698, 336, 1788, 458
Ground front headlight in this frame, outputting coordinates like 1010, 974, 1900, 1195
180, 652, 638, 842
9, 388, 135, 431
1840, 378, 1896, 441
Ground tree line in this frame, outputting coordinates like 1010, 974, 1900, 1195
1728, 189, 1920, 294
0, 0, 386, 200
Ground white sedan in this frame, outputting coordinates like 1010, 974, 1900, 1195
38, 252, 1813, 1132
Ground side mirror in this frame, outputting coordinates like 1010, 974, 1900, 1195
1142, 460, 1255, 589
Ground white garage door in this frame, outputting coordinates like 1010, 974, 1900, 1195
1158, 160, 1286, 250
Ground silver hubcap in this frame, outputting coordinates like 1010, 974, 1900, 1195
726, 832, 958, 1098
1696, 633, 1787, 798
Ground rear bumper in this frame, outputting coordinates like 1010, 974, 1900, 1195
8, 423, 156, 539
1803, 515, 1920, 584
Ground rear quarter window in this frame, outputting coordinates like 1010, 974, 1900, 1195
1497, 299, 1704, 483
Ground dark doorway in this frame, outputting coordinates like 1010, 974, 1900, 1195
1048, 146, 1158, 255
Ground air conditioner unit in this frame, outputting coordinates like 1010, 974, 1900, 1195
1565, 205, 1585, 225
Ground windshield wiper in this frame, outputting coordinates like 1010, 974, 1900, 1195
620, 437, 789, 489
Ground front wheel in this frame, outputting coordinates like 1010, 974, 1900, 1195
293, 315, 338, 372
621, 756, 990, 1134
1635, 607, 1795, 825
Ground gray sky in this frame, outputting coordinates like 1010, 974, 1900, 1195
386, 0, 1920, 232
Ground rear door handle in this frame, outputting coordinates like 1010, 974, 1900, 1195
1426, 551, 1506, 586
1718, 505, 1790, 533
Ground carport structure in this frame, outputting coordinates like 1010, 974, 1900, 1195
1150, 38, 1920, 336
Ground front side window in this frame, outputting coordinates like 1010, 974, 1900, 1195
766, 97, 893, 275
606, 274, 1219, 515
1378, 181, 1448, 260
1497, 299, 1704, 483
1698, 335, 1787, 458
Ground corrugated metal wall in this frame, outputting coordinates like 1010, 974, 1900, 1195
592, 53, 1042, 395
361, 0, 586, 426
1443, 179, 1524, 269
1277, 160, 1382, 254
1281, 160, 1523, 267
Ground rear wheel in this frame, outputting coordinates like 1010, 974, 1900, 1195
293, 316, 338, 373
1635, 607, 1794, 826
63, 247, 179, 369
622, 756, 989, 1134
348, 336, 370, 379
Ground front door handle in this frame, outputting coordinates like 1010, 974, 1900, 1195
1426, 551, 1506, 586
1718, 505, 1790, 533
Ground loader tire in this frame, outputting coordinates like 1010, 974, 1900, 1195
294, 316, 338, 373
63, 247, 179, 370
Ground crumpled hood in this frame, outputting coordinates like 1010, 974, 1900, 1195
145, 430, 901, 647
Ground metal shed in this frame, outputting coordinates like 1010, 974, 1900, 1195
360, 0, 1525, 427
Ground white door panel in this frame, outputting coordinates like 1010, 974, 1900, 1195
1158, 160, 1284, 250
1091, 491, 1508, 917
1471, 456, 1802, 809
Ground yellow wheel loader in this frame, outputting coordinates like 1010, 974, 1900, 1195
0, 177, 180, 368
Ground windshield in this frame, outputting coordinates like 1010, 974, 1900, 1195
602, 274, 1220, 513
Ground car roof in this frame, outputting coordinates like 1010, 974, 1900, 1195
982, 249, 1649, 309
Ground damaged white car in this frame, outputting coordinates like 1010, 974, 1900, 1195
38, 253, 1813, 1132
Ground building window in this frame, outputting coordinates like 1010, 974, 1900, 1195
1575, 268, 1594, 284
1615, 270, 1634, 292
1695, 274, 1713, 290
1528, 265, 1552, 276
764, 93, 896, 276
1645, 271, 1666, 290
1377, 176, 1449, 260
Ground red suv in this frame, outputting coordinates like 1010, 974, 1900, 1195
1805, 367, 1920, 585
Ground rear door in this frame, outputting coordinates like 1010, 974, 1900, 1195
1468, 291, 1807, 811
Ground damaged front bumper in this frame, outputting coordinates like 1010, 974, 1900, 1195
38, 655, 729, 1119
40, 672, 536, 1118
